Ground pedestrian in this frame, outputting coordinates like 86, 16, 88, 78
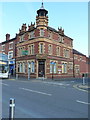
41, 70, 44, 80
11, 69, 13, 75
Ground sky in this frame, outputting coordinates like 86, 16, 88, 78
0, 1, 88, 56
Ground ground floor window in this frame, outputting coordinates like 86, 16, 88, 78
20, 63, 23, 73
50, 62, 57, 73
28, 61, 35, 73
62, 63, 67, 73
31, 61, 35, 73
75, 65, 80, 74
23, 62, 25, 73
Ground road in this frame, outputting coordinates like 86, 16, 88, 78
0, 78, 89, 118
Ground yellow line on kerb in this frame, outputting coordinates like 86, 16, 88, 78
73, 84, 90, 93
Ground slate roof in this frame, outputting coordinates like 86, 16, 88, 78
73, 49, 86, 56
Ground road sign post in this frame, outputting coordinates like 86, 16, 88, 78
51, 62, 55, 80
9, 98, 15, 120
28, 64, 31, 80
83, 77, 85, 85
82, 74, 85, 85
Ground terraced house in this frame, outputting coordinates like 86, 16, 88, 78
15, 3, 74, 79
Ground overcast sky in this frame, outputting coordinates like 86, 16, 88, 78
0, 1, 88, 56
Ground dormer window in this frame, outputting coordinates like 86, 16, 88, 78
30, 31, 35, 39
58, 35, 64, 43
58, 35, 62, 42
20, 34, 24, 42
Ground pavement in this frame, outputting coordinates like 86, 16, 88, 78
73, 84, 90, 93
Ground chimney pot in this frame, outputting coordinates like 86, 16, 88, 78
6, 33, 10, 41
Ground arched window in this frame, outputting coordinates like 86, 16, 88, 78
50, 62, 57, 73
28, 61, 35, 73
31, 61, 35, 73
48, 44, 52, 55
39, 43, 44, 54
54, 62, 56, 73
62, 62, 67, 73
20, 63, 23, 73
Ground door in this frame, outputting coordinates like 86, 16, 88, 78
38, 61, 45, 77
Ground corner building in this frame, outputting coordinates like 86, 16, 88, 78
16, 3, 74, 79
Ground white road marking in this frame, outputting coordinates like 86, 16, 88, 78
43, 81, 70, 86
19, 87, 52, 96
76, 100, 90, 105
0, 83, 9, 86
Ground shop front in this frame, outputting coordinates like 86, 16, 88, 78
9, 60, 15, 75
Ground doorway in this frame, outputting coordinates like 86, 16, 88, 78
38, 61, 45, 77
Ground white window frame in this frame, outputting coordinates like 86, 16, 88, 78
39, 43, 44, 54
9, 42, 13, 50
31, 61, 35, 73
30, 31, 35, 39
2, 45, 5, 51
64, 49, 70, 58
8, 51, 13, 59
28, 61, 35, 73
50, 62, 57, 73
23, 62, 25, 73
20, 34, 24, 42
62, 62, 67, 73
48, 44, 52, 55
20, 63, 23, 73
54, 62, 57, 73
31, 44, 34, 55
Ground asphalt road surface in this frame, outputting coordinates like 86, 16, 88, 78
0, 78, 89, 118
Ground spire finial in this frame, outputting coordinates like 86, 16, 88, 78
41, 0, 44, 9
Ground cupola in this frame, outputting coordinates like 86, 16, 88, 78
36, 2, 48, 29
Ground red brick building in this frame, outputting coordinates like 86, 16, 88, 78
0, 3, 89, 79
15, 3, 74, 79
73, 49, 88, 78
1, 34, 17, 75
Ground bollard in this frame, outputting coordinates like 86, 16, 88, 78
83, 77, 85, 85
16, 74, 18, 80
9, 98, 15, 120
28, 68, 30, 80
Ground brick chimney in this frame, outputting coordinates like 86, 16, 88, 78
6, 33, 10, 41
